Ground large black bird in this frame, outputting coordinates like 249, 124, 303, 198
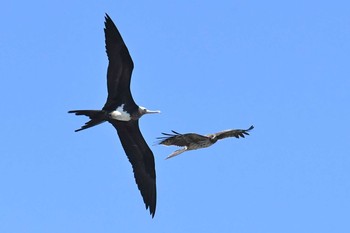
68, 14, 159, 217
158, 126, 254, 159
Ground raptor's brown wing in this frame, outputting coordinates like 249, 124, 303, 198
210, 125, 254, 140
157, 131, 208, 147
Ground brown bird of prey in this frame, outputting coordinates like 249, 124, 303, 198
158, 126, 254, 159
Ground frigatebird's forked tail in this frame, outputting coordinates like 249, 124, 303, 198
68, 110, 107, 132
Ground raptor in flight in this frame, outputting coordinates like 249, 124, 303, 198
158, 126, 254, 159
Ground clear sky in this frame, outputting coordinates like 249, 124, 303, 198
1, 1, 349, 232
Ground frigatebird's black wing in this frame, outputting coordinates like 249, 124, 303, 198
157, 131, 209, 147
111, 120, 156, 217
210, 125, 254, 140
103, 14, 137, 112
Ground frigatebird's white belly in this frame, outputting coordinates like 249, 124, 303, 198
110, 104, 131, 121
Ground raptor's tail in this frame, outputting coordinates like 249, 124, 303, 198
68, 110, 107, 132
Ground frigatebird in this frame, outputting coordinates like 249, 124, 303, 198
158, 126, 254, 159
68, 14, 160, 217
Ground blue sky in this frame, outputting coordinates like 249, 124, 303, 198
1, 1, 349, 232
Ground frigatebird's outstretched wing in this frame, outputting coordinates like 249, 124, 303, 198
111, 120, 157, 217
157, 130, 208, 147
103, 14, 137, 112
210, 125, 254, 140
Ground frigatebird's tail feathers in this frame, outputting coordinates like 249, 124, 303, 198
166, 147, 188, 159
68, 110, 107, 132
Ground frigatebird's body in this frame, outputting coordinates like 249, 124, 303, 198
68, 14, 159, 217
158, 126, 254, 159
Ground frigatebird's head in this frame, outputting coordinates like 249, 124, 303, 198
138, 106, 161, 117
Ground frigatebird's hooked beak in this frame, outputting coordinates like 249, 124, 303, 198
145, 109, 161, 114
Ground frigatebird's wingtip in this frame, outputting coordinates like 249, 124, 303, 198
145, 196, 156, 218
149, 206, 156, 218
